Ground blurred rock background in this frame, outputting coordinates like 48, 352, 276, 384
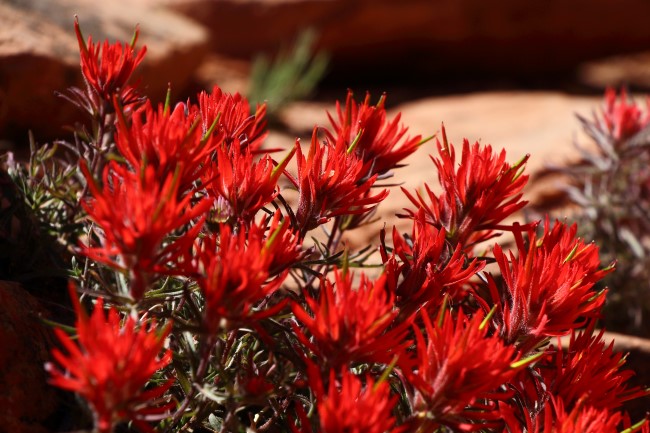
2, 0, 650, 430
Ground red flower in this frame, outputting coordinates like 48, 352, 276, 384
542, 397, 623, 433
326, 90, 423, 176
292, 269, 411, 369
540, 321, 649, 411
503, 395, 626, 433
74, 17, 146, 102
595, 88, 648, 142
380, 211, 484, 317
307, 363, 402, 433
115, 100, 215, 192
46, 287, 174, 433
400, 126, 529, 249
289, 127, 388, 234
195, 220, 292, 331
402, 310, 520, 431
204, 142, 294, 223
198, 85, 268, 152
81, 161, 211, 300
486, 220, 611, 350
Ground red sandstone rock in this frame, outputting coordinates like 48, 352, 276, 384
0, 0, 208, 141
0, 281, 59, 433
162, 0, 650, 79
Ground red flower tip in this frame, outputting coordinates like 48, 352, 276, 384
115, 100, 215, 192
195, 220, 291, 331
74, 18, 146, 102
307, 363, 402, 433
326, 90, 423, 176
400, 126, 529, 249
403, 309, 520, 430
381, 211, 485, 316
204, 142, 293, 223
487, 219, 611, 349
198, 85, 268, 152
81, 161, 210, 300
598, 87, 648, 142
46, 289, 174, 433
541, 321, 649, 412
294, 127, 388, 234
292, 268, 410, 369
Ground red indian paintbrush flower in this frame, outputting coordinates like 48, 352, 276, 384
74, 17, 146, 103
540, 321, 649, 412
46, 287, 174, 433
502, 395, 626, 433
325, 90, 423, 176
204, 142, 294, 223
486, 220, 611, 350
292, 269, 411, 370
595, 87, 649, 143
289, 127, 388, 234
380, 211, 484, 317
81, 161, 211, 300
198, 85, 268, 152
306, 362, 402, 433
403, 309, 521, 431
400, 125, 529, 249
195, 220, 293, 331
115, 100, 215, 193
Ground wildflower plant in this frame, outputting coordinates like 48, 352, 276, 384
540, 88, 650, 336
3, 19, 649, 433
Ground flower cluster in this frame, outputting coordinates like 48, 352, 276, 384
33, 20, 650, 433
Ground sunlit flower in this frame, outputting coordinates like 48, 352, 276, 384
380, 211, 484, 317
195, 220, 292, 331
596, 88, 648, 142
198, 85, 268, 152
81, 161, 211, 300
486, 220, 610, 350
46, 288, 173, 433
403, 309, 520, 431
307, 363, 402, 433
400, 126, 529, 249
326, 90, 422, 176
293, 269, 410, 369
289, 127, 388, 234
74, 17, 146, 103
115, 100, 215, 192
204, 142, 294, 223
541, 321, 649, 411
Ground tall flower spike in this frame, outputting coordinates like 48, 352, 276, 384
292, 269, 411, 370
289, 127, 388, 234
195, 220, 291, 331
403, 309, 521, 431
74, 17, 146, 102
81, 161, 211, 300
306, 362, 402, 433
400, 125, 529, 249
198, 85, 268, 152
115, 100, 215, 192
326, 90, 423, 176
46, 286, 174, 433
486, 220, 611, 350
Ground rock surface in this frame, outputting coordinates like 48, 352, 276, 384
163, 0, 650, 79
0, 281, 60, 433
0, 0, 208, 141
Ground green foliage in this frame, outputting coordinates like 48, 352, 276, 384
248, 29, 329, 117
